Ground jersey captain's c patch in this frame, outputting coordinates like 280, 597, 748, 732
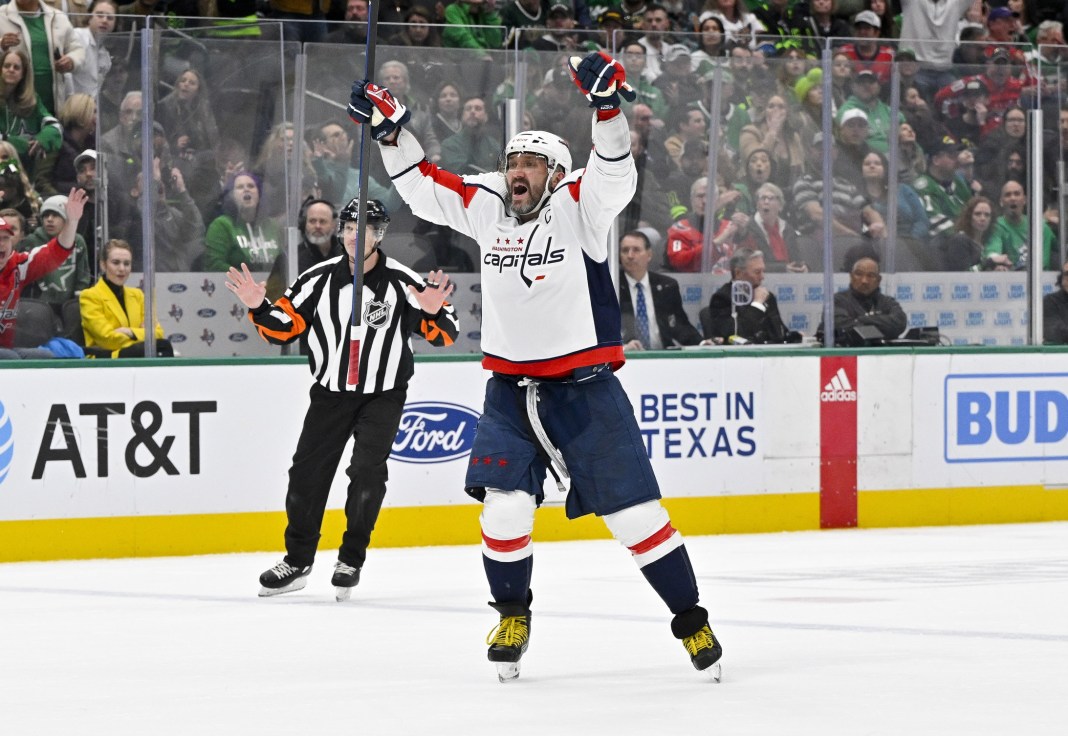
364, 299, 391, 329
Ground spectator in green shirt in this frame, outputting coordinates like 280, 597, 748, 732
984, 179, 1058, 271
0, 48, 61, 178
443, 0, 504, 50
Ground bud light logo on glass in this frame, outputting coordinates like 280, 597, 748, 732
391, 402, 479, 463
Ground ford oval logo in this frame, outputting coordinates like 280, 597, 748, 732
229, 333, 248, 342
170, 333, 188, 343
391, 402, 479, 464
168, 284, 188, 293
197, 308, 217, 318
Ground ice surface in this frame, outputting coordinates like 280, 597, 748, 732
2, 523, 1066, 735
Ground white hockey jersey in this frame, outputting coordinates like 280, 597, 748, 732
380, 111, 637, 378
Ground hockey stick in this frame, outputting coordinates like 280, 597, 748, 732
347, 0, 381, 386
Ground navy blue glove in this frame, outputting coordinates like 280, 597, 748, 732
566, 52, 637, 111
349, 79, 411, 140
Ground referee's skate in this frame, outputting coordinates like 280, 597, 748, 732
331, 561, 361, 602
258, 560, 312, 597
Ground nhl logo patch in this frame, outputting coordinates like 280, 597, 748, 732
364, 299, 391, 329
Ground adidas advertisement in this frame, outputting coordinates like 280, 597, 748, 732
821, 367, 857, 403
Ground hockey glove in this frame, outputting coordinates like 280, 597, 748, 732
567, 52, 637, 111
348, 80, 412, 141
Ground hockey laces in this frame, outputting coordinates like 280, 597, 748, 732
683, 626, 715, 656
334, 562, 358, 576
486, 616, 529, 647
268, 560, 297, 579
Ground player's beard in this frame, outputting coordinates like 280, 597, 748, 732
306, 232, 331, 247
506, 178, 547, 216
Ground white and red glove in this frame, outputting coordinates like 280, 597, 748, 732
567, 52, 637, 111
348, 79, 411, 140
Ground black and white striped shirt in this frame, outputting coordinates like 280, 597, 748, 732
249, 250, 459, 393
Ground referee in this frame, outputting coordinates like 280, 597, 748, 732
225, 197, 459, 600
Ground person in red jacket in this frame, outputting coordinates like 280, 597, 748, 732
666, 175, 749, 273
0, 188, 86, 359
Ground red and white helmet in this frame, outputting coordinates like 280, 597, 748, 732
503, 130, 572, 177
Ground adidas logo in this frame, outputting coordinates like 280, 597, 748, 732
821, 367, 857, 402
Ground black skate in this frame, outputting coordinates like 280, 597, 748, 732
331, 562, 361, 602
486, 596, 532, 683
258, 560, 312, 597
671, 606, 723, 682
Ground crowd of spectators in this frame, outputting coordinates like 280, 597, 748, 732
3, 0, 1068, 357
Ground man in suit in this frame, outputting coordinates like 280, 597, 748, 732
618, 230, 707, 351
707, 247, 791, 344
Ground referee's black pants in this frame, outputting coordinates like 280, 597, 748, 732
283, 383, 406, 569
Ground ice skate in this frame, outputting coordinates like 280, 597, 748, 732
258, 560, 312, 597
331, 561, 361, 602
486, 598, 531, 683
682, 624, 723, 681
672, 606, 723, 682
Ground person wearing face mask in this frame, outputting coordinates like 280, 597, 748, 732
224, 196, 458, 601
79, 238, 172, 358
347, 50, 724, 683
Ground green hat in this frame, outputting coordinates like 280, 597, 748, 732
794, 67, 822, 103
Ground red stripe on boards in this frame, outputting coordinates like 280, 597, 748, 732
482, 532, 531, 553
819, 356, 858, 529
628, 522, 676, 555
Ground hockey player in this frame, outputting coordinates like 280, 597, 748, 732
347, 51, 723, 681
225, 197, 459, 601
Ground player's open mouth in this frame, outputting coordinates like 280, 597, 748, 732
512, 183, 528, 197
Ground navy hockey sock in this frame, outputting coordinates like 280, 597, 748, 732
639, 545, 700, 615
483, 554, 533, 604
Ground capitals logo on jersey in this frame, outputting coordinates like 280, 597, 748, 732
483, 229, 566, 288
364, 299, 391, 329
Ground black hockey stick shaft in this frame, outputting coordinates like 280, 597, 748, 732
347, 0, 380, 386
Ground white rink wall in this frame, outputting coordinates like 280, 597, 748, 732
2, 349, 1067, 561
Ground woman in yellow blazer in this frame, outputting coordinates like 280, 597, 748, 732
80, 239, 174, 358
